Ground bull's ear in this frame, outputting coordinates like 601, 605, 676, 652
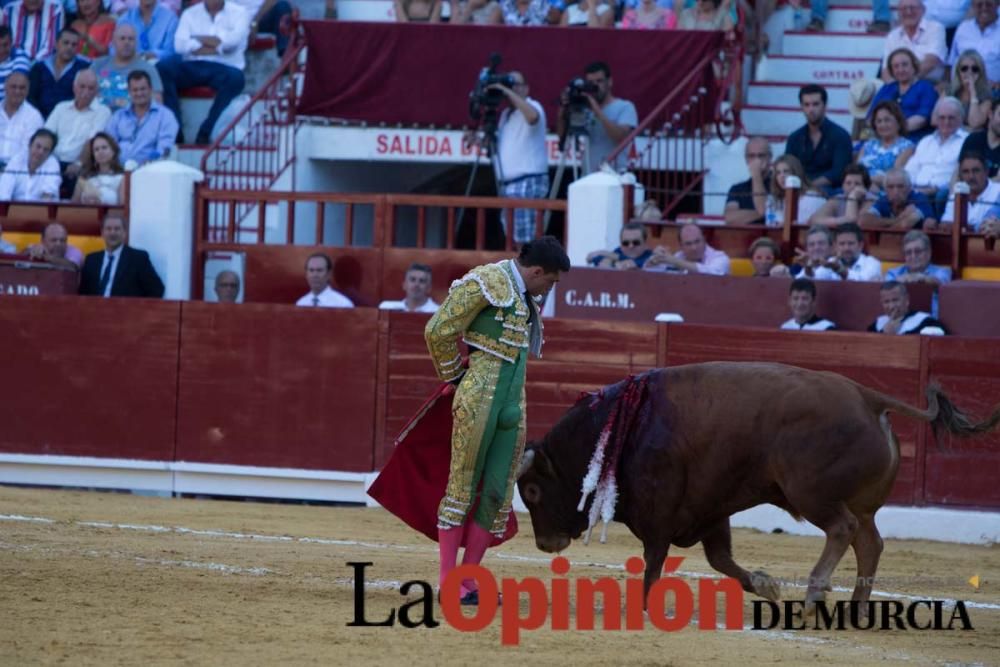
516, 448, 536, 479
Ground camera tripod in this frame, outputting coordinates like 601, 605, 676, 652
544, 113, 591, 228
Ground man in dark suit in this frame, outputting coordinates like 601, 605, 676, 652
79, 213, 164, 298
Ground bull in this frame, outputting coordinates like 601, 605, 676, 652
516, 362, 1000, 612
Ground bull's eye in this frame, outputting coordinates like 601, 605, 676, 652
522, 483, 542, 504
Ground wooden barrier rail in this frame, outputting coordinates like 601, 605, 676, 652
2, 298, 998, 508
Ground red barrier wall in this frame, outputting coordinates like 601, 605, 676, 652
3, 298, 998, 508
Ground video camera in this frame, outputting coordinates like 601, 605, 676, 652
469, 53, 516, 134
565, 77, 599, 110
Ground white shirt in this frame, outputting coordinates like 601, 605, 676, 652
941, 180, 1000, 229
0, 101, 43, 163
378, 298, 439, 313
924, 0, 971, 28
174, 1, 250, 70
0, 150, 60, 201
904, 129, 969, 189
781, 316, 837, 331
101, 246, 123, 297
882, 18, 947, 77
44, 98, 112, 164
843, 253, 883, 282
497, 97, 548, 182
872, 311, 939, 334
295, 285, 354, 308
948, 17, 1000, 83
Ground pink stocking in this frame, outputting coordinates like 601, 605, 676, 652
438, 526, 463, 590
460, 522, 494, 594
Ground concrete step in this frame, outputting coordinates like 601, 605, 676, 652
742, 105, 853, 137
824, 5, 882, 32
747, 82, 851, 108
756, 54, 882, 84
783, 31, 887, 58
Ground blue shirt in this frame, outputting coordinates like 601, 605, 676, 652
590, 246, 653, 268
0, 48, 31, 101
869, 80, 939, 143
870, 190, 936, 224
117, 5, 178, 60
105, 102, 178, 164
885, 264, 951, 316
784, 117, 853, 188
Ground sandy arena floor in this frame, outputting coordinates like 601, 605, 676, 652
1, 485, 998, 666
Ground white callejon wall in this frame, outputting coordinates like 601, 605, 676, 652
566, 171, 624, 267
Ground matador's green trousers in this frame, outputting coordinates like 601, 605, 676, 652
437, 348, 527, 536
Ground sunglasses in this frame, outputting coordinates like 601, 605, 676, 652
621, 239, 643, 247
960, 65, 981, 73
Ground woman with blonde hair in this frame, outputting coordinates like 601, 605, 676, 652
72, 132, 126, 205
766, 154, 826, 226
748, 236, 780, 277
949, 50, 991, 131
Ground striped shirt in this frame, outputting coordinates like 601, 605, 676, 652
3, 0, 64, 60
0, 48, 31, 102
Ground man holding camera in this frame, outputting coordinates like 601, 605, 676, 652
558, 61, 637, 175
492, 71, 549, 245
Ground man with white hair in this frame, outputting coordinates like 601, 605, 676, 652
904, 97, 969, 200
881, 0, 947, 82
860, 168, 937, 229
44, 69, 111, 193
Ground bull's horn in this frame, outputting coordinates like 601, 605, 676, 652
517, 449, 536, 479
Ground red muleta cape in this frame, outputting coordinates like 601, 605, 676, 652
367, 382, 518, 547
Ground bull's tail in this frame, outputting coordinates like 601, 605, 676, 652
862, 383, 1000, 440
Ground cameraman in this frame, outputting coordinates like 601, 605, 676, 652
558, 61, 637, 174
494, 72, 550, 244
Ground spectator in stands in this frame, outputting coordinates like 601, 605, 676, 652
0, 26, 31, 104
72, 131, 125, 204
885, 229, 951, 315
91, 23, 164, 111
644, 222, 730, 275
724, 136, 771, 225
587, 221, 654, 269
785, 84, 852, 192
620, 0, 674, 27
677, 0, 734, 29
45, 69, 111, 196
158, 0, 249, 145
809, 164, 877, 226
117, 0, 179, 62
71, 0, 116, 58
807, 0, 890, 34
394, 0, 444, 21
0, 222, 14, 253
378, 263, 440, 312
880, 0, 947, 83
24, 221, 82, 270
833, 221, 883, 281
0, 72, 43, 170
232, 0, 294, 56
766, 154, 826, 225
561, 0, 614, 26
904, 97, 969, 205
79, 212, 164, 298
296, 253, 354, 308
860, 167, 937, 229
105, 69, 178, 164
923, 0, 970, 39
110, 0, 183, 16
781, 278, 838, 331
0, 127, 60, 201
557, 61, 637, 175
947, 0, 999, 87
451, 0, 503, 24
950, 50, 992, 131
499, 0, 560, 24
3, 0, 64, 60
868, 280, 947, 334
940, 153, 1000, 230
213, 269, 240, 303
869, 48, 938, 143
28, 28, 89, 119
856, 101, 915, 190
491, 71, 548, 244
771, 224, 842, 280
749, 237, 779, 277
960, 97, 1000, 177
